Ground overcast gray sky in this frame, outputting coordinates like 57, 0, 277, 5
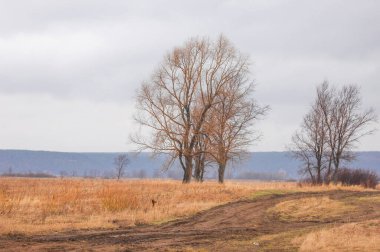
0, 0, 379, 152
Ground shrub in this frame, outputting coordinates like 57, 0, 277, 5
336, 168, 378, 189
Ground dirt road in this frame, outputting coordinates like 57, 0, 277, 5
1, 190, 379, 251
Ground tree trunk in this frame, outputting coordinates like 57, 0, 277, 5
194, 154, 202, 182
218, 163, 226, 184
325, 157, 333, 184
317, 168, 321, 185
199, 153, 205, 182
332, 157, 340, 184
200, 162, 205, 182
307, 163, 315, 184
316, 157, 321, 184
182, 155, 193, 183
194, 154, 203, 182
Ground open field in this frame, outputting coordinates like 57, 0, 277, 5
0, 178, 379, 251
0, 178, 299, 234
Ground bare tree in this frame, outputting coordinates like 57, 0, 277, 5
290, 133, 316, 183
114, 154, 129, 180
290, 81, 377, 184
290, 103, 328, 184
315, 82, 335, 182
132, 35, 251, 183
205, 82, 268, 183
320, 83, 377, 182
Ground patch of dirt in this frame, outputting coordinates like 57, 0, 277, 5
0, 190, 379, 251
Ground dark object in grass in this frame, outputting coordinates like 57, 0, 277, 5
151, 199, 157, 207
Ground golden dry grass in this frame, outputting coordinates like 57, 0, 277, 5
0, 177, 373, 235
298, 220, 380, 252
357, 195, 380, 203
0, 178, 294, 234
267, 196, 355, 221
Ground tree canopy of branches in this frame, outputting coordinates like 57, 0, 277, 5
290, 81, 377, 184
133, 35, 267, 183
290, 102, 328, 184
204, 80, 268, 183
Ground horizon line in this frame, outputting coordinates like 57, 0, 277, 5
0, 149, 379, 154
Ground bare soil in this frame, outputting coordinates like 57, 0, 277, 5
1, 190, 379, 251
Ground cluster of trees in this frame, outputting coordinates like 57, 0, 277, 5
132, 35, 377, 184
290, 82, 377, 184
132, 35, 268, 183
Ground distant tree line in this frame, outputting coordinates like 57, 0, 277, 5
1, 171, 56, 178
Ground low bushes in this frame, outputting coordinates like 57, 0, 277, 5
298, 168, 378, 189
336, 168, 378, 189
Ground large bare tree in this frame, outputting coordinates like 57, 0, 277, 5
133, 35, 251, 183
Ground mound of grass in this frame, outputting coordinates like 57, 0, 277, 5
267, 196, 355, 221
298, 220, 380, 251
249, 189, 291, 200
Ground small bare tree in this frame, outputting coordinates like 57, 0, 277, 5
290, 81, 377, 184
205, 82, 268, 183
290, 103, 328, 184
321, 83, 377, 182
114, 154, 129, 180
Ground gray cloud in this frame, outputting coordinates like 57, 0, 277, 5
0, 0, 379, 151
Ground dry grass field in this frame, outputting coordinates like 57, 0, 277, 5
0, 177, 379, 251
0, 177, 296, 234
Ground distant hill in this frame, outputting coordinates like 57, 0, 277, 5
0, 149, 379, 180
